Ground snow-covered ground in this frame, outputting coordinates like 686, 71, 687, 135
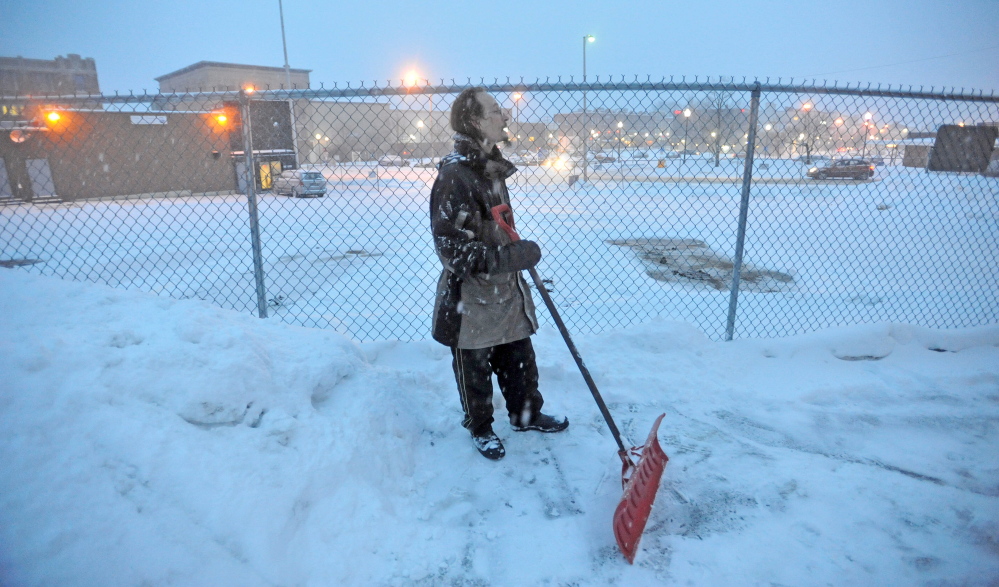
2, 162, 997, 342
1, 268, 997, 586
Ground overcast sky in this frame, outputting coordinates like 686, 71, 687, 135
2, 0, 998, 94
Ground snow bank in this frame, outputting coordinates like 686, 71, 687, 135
1, 269, 996, 586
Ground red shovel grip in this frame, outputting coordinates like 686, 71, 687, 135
490, 204, 520, 242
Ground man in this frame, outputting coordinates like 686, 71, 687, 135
429, 87, 568, 460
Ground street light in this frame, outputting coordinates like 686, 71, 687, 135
682, 108, 692, 162
278, 0, 292, 88
616, 120, 624, 159
511, 92, 522, 143
800, 102, 814, 163
862, 111, 873, 158
582, 34, 595, 182
404, 69, 433, 131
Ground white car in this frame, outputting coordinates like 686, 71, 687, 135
273, 169, 326, 198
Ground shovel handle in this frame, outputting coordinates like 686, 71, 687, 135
490, 204, 629, 455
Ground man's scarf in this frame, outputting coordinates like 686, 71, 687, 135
438, 133, 517, 181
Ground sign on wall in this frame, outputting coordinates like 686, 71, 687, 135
130, 115, 168, 125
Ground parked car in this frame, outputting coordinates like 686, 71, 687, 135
586, 152, 616, 163
806, 158, 876, 180
508, 152, 542, 165
867, 156, 886, 165
378, 155, 410, 167
273, 169, 326, 197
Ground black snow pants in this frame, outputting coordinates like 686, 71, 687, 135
450, 337, 544, 436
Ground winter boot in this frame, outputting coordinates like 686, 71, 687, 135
512, 413, 569, 433
471, 430, 506, 460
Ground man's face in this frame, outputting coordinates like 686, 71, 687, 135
474, 92, 510, 145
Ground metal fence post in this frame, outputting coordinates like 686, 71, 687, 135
239, 90, 270, 319
725, 84, 762, 341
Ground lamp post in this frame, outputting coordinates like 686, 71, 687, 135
862, 111, 873, 158
511, 92, 522, 145
801, 102, 814, 163
616, 120, 623, 160
405, 70, 432, 154
416, 119, 424, 158
582, 34, 595, 182
277, 0, 301, 167
278, 0, 292, 88
682, 108, 692, 162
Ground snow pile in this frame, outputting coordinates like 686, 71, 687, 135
1, 269, 997, 586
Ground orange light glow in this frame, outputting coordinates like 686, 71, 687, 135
834, 118, 844, 126
512, 92, 523, 101
216, 114, 228, 125
802, 102, 813, 111
46, 111, 61, 123
404, 70, 422, 87
244, 85, 256, 94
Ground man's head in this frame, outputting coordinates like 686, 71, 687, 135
450, 87, 510, 148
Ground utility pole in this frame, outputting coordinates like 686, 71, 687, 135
279, 0, 292, 88
582, 35, 594, 183
278, 0, 299, 167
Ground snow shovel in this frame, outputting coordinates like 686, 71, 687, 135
491, 204, 669, 564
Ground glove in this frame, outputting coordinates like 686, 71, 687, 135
484, 240, 541, 274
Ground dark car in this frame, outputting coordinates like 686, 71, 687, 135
806, 158, 876, 180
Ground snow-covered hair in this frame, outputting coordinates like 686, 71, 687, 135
450, 87, 487, 142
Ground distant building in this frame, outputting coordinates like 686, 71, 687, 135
0, 105, 236, 203
155, 61, 311, 93
0, 54, 100, 97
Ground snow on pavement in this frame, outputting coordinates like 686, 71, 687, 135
1, 268, 996, 586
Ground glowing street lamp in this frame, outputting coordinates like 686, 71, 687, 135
616, 120, 624, 158
862, 112, 874, 158
511, 92, 522, 139
404, 70, 422, 87
682, 108, 692, 162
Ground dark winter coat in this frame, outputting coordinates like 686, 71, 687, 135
429, 134, 540, 348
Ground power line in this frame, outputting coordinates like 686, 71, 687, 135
802, 44, 999, 78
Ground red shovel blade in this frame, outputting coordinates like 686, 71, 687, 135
613, 413, 668, 564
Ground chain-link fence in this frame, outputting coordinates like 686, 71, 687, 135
2, 78, 997, 341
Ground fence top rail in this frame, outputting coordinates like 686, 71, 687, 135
4, 76, 997, 105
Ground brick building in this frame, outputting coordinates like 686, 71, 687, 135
0, 105, 235, 202
156, 61, 310, 93
0, 54, 101, 97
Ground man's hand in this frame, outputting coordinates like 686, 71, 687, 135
484, 240, 541, 274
